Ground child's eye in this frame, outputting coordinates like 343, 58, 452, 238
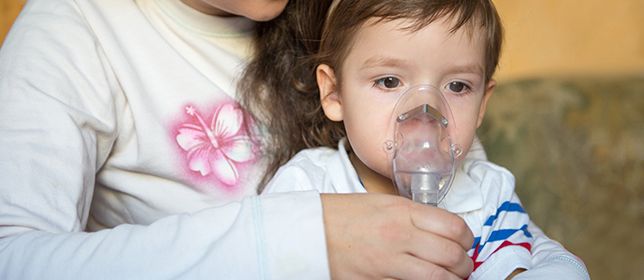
445, 81, 471, 95
374, 76, 402, 89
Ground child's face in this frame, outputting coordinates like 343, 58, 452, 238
318, 17, 495, 179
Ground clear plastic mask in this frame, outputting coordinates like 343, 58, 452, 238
386, 85, 462, 206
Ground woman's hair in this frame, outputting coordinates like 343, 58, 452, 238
239, 0, 337, 192
239, 0, 503, 192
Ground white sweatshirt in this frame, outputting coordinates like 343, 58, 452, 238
0, 0, 328, 278
264, 139, 590, 280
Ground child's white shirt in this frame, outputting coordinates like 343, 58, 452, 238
0, 0, 329, 278
264, 138, 590, 280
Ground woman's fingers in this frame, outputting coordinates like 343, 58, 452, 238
409, 201, 474, 250
321, 193, 474, 279
407, 229, 474, 278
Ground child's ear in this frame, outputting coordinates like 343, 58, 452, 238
317, 64, 343, 121
476, 79, 496, 128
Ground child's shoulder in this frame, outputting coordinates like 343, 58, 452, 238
284, 146, 340, 171
464, 159, 515, 184
263, 146, 339, 193
463, 159, 517, 200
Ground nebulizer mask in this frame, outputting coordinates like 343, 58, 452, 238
385, 85, 462, 206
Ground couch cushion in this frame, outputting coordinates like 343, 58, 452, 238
478, 77, 644, 279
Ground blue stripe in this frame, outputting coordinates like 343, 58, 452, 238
471, 237, 481, 250
520, 224, 532, 238
484, 201, 526, 226
472, 224, 533, 253
487, 224, 531, 242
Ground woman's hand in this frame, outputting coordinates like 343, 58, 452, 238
321, 193, 474, 280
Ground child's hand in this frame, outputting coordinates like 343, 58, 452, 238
321, 193, 474, 280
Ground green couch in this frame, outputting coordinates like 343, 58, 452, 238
478, 76, 644, 280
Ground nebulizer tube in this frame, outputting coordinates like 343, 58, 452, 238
388, 85, 461, 206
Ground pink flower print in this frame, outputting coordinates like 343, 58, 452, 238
176, 103, 256, 187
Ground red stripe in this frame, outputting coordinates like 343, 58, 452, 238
471, 241, 532, 272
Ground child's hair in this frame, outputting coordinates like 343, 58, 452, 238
239, 0, 503, 192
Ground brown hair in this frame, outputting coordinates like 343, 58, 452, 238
239, 0, 503, 192
319, 0, 503, 81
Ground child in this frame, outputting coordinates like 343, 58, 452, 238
0, 0, 475, 279
255, 0, 590, 279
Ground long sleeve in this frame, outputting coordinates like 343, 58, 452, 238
470, 218, 590, 280
0, 192, 328, 279
0, 0, 329, 279
512, 221, 590, 280
468, 194, 533, 280
464, 161, 589, 279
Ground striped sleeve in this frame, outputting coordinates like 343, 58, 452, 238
468, 194, 533, 280
463, 160, 589, 279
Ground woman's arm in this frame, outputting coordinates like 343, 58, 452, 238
0, 1, 328, 278
0, 192, 329, 279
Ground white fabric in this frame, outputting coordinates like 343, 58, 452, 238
0, 0, 329, 279
264, 139, 590, 280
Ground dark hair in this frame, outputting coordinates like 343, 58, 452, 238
318, 0, 504, 82
239, 0, 503, 192
238, 0, 337, 192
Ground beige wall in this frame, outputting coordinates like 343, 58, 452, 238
494, 0, 644, 81
3, 0, 644, 81
0, 0, 24, 45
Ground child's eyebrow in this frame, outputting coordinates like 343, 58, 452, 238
359, 56, 411, 70
360, 56, 484, 77
445, 64, 485, 75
